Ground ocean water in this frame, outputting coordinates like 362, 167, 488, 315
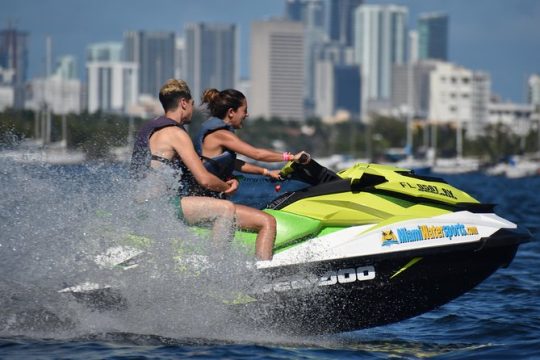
0, 159, 539, 359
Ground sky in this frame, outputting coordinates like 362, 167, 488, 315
2, 0, 540, 103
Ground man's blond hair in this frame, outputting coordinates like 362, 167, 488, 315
159, 79, 192, 112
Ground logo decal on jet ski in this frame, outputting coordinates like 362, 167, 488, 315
382, 224, 479, 246
381, 230, 398, 246
256, 266, 376, 294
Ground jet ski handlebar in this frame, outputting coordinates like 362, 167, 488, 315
298, 153, 310, 164
279, 157, 340, 186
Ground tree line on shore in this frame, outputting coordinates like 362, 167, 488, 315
1, 109, 538, 163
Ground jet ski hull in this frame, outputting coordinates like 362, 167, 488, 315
59, 224, 529, 334
236, 228, 526, 334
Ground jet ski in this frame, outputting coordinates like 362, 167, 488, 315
60, 159, 532, 334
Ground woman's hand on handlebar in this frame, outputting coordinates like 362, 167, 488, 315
278, 151, 311, 178
267, 169, 283, 180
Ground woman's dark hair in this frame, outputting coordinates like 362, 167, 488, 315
201, 88, 245, 119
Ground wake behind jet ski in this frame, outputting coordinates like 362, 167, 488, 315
60, 158, 532, 334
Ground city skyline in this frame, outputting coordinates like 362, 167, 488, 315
2, 0, 539, 103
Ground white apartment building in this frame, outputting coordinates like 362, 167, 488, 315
488, 102, 536, 136
25, 76, 81, 115
429, 63, 472, 123
86, 61, 138, 114
25, 55, 82, 115
392, 60, 490, 136
428, 62, 490, 138
250, 20, 304, 120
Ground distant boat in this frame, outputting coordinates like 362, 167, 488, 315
0, 139, 86, 165
379, 148, 432, 175
486, 155, 540, 178
431, 157, 481, 175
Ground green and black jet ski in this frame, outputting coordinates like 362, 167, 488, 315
60, 159, 532, 334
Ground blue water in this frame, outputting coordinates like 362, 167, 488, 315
1, 160, 539, 359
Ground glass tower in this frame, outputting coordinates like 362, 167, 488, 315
184, 23, 237, 101
0, 26, 29, 108
123, 31, 176, 97
418, 13, 448, 61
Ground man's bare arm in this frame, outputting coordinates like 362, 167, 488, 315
168, 128, 232, 192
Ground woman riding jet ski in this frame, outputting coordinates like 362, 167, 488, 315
60, 158, 531, 334
193, 87, 310, 198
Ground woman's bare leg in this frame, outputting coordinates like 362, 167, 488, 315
180, 196, 236, 246
234, 204, 276, 260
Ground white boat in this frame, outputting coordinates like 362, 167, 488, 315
0, 140, 86, 165
432, 157, 481, 175
486, 155, 540, 178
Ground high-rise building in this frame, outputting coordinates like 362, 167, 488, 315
315, 61, 361, 120
418, 13, 448, 61
391, 60, 438, 118
286, 0, 325, 26
237, 77, 251, 105
54, 55, 78, 80
0, 26, 29, 108
408, 30, 419, 63
251, 20, 304, 120
354, 5, 408, 104
0, 67, 15, 111
314, 43, 360, 119
184, 23, 237, 100
86, 42, 138, 114
469, 71, 491, 138
325, 0, 364, 46
285, 0, 326, 114
86, 62, 138, 114
528, 74, 540, 110
123, 31, 175, 97
174, 37, 185, 79
285, 0, 304, 21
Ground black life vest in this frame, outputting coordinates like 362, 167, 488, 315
194, 117, 237, 180
129, 116, 196, 195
